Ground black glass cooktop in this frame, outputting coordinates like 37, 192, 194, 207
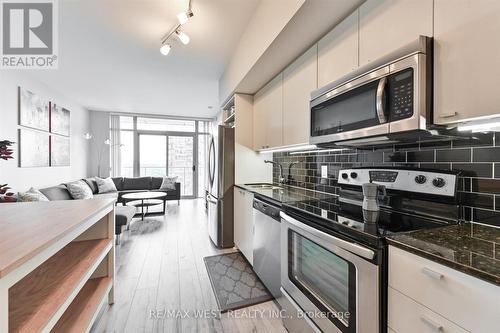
283, 196, 455, 248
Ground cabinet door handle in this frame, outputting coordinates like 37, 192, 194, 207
439, 112, 457, 118
421, 315, 444, 332
422, 267, 444, 280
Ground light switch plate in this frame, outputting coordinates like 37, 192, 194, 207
321, 209, 328, 218
321, 165, 328, 178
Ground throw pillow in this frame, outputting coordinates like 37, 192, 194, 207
18, 188, 49, 202
82, 177, 99, 194
66, 180, 94, 199
96, 177, 117, 193
159, 176, 178, 191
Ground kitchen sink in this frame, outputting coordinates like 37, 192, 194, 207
244, 183, 283, 190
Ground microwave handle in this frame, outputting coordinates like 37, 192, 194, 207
376, 77, 388, 124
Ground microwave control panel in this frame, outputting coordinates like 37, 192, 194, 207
388, 68, 414, 121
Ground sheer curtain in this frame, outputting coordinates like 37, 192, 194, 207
110, 115, 121, 177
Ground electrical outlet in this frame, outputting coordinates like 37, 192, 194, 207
321, 165, 328, 178
321, 209, 328, 218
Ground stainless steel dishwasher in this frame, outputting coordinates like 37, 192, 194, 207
252, 196, 281, 298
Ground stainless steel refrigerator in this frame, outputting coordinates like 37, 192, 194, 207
207, 125, 234, 248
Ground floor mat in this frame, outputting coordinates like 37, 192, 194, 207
203, 252, 273, 312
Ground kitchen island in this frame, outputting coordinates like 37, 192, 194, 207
0, 199, 115, 332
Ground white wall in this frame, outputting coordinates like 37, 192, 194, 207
0, 71, 90, 191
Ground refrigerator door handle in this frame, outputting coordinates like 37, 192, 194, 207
208, 137, 215, 187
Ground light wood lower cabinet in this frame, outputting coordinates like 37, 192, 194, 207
389, 246, 500, 333
0, 199, 115, 333
234, 188, 254, 264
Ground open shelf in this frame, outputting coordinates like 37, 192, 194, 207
51, 277, 112, 333
9, 239, 112, 332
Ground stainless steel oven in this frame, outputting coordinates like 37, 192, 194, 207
280, 212, 380, 333
310, 36, 432, 147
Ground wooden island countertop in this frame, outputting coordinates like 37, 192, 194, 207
0, 198, 115, 278
0, 198, 116, 333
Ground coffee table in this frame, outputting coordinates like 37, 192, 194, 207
122, 191, 167, 220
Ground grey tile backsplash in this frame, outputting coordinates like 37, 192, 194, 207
272, 132, 500, 227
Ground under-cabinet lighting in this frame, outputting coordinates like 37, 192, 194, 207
457, 118, 500, 132
290, 148, 345, 155
258, 144, 317, 154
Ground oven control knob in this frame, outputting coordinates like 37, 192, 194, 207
432, 177, 446, 188
341, 173, 349, 179
415, 175, 427, 184
350, 172, 358, 179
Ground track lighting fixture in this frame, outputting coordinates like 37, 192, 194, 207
159, 0, 193, 56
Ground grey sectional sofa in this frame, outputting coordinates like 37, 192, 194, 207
111, 177, 181, 206
38, 177, 181, 244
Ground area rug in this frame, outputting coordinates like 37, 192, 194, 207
203, 252, 273, 312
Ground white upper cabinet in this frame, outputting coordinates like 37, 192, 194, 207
283, 46, 317, 146
318, 9, 359, 87
253, 73, 283, 150
359, 0, 433, 66
434, 0, 500, 124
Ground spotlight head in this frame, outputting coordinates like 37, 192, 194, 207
160, 43, 171, 55
177, 10, 193, 25
176, 30, 190, 45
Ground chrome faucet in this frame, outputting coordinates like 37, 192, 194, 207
264, 160, 285, 184
287, 162, 298, 184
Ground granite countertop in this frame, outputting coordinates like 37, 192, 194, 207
235, 183, 335, 205
387, 222, 500, 286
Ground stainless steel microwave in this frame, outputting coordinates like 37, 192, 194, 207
310, 36, 434, 147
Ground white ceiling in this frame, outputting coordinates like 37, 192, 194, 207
26, 0, 260, 118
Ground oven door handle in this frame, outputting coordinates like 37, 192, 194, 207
280, 212, 375, 260
376, 76, 388, 124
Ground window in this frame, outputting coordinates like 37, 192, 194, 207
120, 116, 134, 130
137, 118, 195, 132
111, 116, 211, 198
120, 131, 134, 177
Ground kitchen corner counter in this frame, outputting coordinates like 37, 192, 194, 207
387, 223, 500, 286
235, 184, 335, 204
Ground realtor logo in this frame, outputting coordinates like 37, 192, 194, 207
0, 0, 58, 69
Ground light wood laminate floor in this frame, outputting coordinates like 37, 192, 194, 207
93, 199, 287, 333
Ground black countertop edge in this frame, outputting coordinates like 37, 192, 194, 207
386, 238, 500, 287
234, 183, 337, 204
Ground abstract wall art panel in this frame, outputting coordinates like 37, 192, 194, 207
19, 88, 50, 132
18, 129, 50, 167
50, 104, 70, 136
50, 136, 70, 166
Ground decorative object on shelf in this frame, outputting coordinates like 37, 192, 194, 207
50, 103, 70, 136
159, 0, 194, 56
50, 136, 70, 166
19, 88, 50, 131
18, 128, 50, 167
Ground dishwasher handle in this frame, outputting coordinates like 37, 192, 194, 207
253, 198, 281, 221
